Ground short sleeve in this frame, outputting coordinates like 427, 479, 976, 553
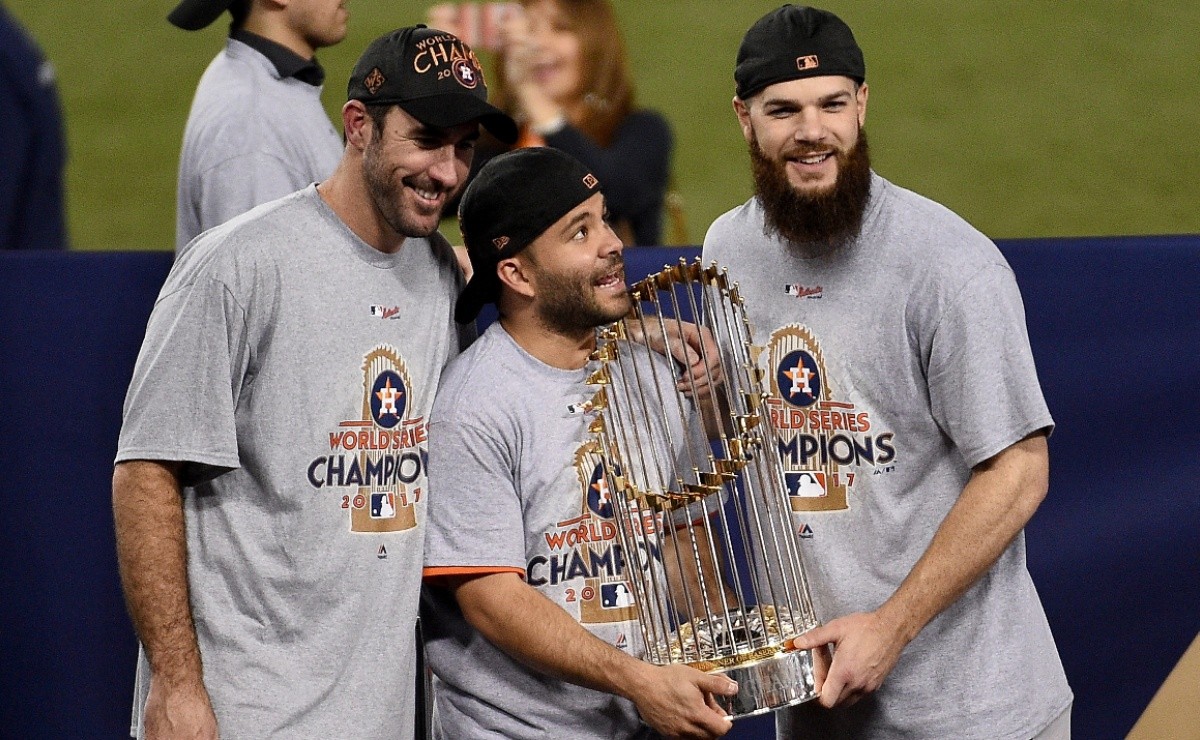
424, 417, 528, 573
927, 263, 1054, 467
116, 275, 251, 485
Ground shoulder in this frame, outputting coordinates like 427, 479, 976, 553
173, 189, 324, 286
432, 327, 518, 421
869, 175, 1014, 294
703, 198, 761, 250
618, 109, 672, 141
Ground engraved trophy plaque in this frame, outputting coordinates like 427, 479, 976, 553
586, 259, 821, 719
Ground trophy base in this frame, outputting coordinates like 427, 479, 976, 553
713, 648, 818, 720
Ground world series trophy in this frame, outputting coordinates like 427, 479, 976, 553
585, 259, 821, 719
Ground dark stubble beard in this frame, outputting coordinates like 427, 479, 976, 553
750, 128, 873, 256
531, 255, 631, 335
363, 134, 447, 239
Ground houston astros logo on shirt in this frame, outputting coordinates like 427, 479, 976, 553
525, 442, 651, 626
306, 345, 427, 533
765, 325, 895, 512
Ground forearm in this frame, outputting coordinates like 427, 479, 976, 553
112, 460, 205, 688
878, 433, 1050, 642
452, 573, 651, 701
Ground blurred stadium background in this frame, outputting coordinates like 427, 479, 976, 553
6, 0, 1199, 250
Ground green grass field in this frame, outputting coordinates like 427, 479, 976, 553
7, 0, 1199, 250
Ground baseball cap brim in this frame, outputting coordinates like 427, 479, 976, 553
401, 95, 518, 145
168, 0, 232, 30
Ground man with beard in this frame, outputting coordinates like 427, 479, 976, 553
113, 27, 516, 739
421, 147, 736, 740
703, 6, 1072, 739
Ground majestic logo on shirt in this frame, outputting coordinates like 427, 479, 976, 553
765, 325, 895, 512
306, 345, 427, 534
784, 283, 823, 299
526, 443, 657, 627
370, 304, 401, 320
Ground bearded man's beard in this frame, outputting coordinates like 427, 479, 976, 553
750, 128, 873, 255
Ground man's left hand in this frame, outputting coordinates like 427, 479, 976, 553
789, 611, 907, 708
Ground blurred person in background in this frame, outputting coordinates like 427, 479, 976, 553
430, 0, 676, 246
0, 1, 68, 251
168, 0, 347, 252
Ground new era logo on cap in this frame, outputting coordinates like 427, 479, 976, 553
797, 55, 819, 71
583, 174, 598, 189
364, 67, 386, 94
492, 236, 510, 250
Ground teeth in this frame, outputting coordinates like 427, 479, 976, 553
414, 188, 439, 200
799, 153, 831, 164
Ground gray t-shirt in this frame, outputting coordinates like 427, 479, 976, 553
422, 322, 708, 739
175, 38, 342, 251
703, 173, 1072, 739
117, 185, 468, 739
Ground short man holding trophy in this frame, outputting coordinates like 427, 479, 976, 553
421, 147, 737, 739
704, 5, 1073, 738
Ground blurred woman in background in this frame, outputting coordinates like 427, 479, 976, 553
432, 0, 677, 246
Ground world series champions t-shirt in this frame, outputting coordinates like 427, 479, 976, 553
703, 172, 1072, 739
422, 322, 710, 739
118, 185, 470, 739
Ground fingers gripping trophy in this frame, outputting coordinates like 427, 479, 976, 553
586, 259, 822, 719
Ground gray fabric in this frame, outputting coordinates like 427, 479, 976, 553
703, 173, 1072, 739
422, 322, 707, 739
118, 185, 468, 739
175, 38, 342, 252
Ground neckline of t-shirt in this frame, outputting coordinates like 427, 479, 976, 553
303, 186, 413, 269
488, 322, 595, 383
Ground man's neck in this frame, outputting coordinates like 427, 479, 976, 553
241, 14, 315, 59
317, 169, 408, 255
499, 315, 596, 371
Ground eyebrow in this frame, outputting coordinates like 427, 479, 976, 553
559, 210, 592, 237
761, 90, 852, 108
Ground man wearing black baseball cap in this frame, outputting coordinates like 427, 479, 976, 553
114, 26, 516, 740
703, 5, 1072, 739
421, 147, 736, 739
171, 0, 351, 251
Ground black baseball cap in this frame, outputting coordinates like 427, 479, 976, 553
735, 5, 865, 99
455, 148, 602, 323
168, 0, 233, 30
348, 26, 517, 144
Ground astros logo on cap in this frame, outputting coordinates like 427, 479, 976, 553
364, 67, 386, 94
452, 59, 479, 89
797, 55, 819, 71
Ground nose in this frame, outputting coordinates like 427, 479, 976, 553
793, 108, 825, 144
601, 224, 624, 258
427, 145, 462, 190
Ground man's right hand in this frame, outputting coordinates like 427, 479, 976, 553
143, 676, 218, 740
629, 663, 736, 739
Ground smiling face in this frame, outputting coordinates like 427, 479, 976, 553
524, 0, 584, 106
736, 75, 873, 250
517, 192, 628, 334
362, 105, 478, 239
735, 74, 868, 196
